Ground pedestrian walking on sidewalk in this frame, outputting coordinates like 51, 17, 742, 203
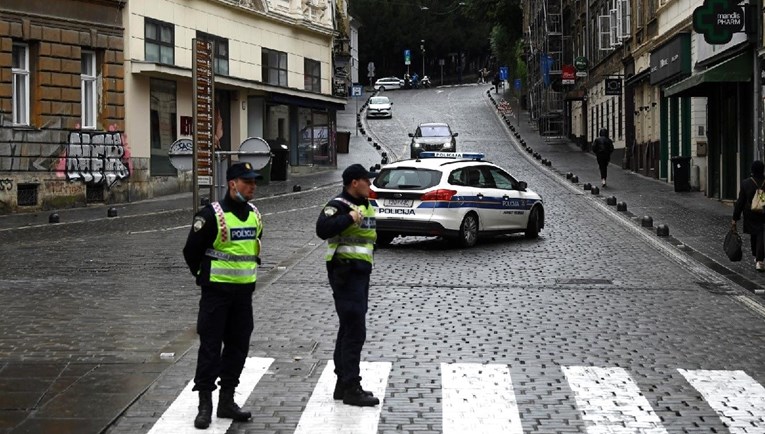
183, 162, 264, 429
732, 160, 765, 271
591, 128, 614, 187
315, 164, 380, 407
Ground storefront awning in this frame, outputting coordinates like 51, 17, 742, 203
663, 52, 752, 97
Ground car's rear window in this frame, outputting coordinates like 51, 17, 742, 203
374, 168, 442, 189
420, 126, 451, 137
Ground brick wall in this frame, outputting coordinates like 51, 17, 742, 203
0, 1, 126, 213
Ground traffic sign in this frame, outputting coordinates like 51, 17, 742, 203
351, 84, 363, 97
404, 49, 411, 65
499, 67, 509, 81
514, 79, 522, 91
367, 62, 375, 72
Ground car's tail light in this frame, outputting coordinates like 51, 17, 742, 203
421, 189, 457, 201
368, 189, 378, 199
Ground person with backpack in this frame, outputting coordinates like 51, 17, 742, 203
591, 129, 615, 187
732, 160, 765, 271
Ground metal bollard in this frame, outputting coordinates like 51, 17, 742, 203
566, 172, 573, 179
591, 186, 600, 195
616, 201, 627, 212
606, 196, 617, 205
656, 224, 669, 237
571, 175, 579, 183
49, 213, 60, 224
583, 183, 592, 190
293, 185, 302, 192
641, 216, 653, 227
107, 207, 118, 217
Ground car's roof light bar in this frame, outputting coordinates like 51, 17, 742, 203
418, 152, 485, 160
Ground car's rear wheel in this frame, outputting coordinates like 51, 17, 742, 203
376, 232, 395, 247
525, 207, 541, 239
456, 212, 479, 248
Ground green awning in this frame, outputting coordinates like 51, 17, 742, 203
663, 52, 752, 97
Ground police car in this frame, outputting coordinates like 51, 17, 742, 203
369, 152, 544, 247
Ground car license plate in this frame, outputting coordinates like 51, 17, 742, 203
383, 199, 413, 207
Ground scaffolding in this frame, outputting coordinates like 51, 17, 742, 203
525, 0, 564, 139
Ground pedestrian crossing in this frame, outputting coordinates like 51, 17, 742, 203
148, 357, 765, 433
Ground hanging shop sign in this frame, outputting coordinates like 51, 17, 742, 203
692, 0, 750, 45
650, 33, 692, 85
604, 78, 622, 96
562, 65, 576, 85
574, 56, 588, 77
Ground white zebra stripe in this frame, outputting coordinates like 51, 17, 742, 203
441, 363, 523, 434
562, 366, 668, 434
294, 360, 391, 434
147, 356, 273, 434
678, 368, 765, 434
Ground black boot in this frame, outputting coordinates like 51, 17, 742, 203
334, 378, 375, 400
342, 384, 380, 407
217, 389, 251, 421
194, 391, 212, 429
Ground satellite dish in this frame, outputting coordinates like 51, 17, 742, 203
238, 137, 272, 171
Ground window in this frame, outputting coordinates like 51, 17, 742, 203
145, 18, 174, 64
81, 51, 98, 129
262, 48, 287, 86
304, 58, 321, 92
197, 32, 228, 75
12, 43, 30, 126
599, 0, 631, 51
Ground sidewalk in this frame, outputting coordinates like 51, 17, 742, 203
491, 89, 764, 294
0, 107, 382, 232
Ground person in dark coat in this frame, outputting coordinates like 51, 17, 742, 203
591, 128, 614, 187
732, 160, 765, 271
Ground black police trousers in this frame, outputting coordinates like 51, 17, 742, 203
193, 286, 254, 392
328, 259, 371, 386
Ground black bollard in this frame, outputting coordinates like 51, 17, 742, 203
367, 137, 372, 142
293, 185, 302, 192
107, 207, 118, 217
606, 196, 617, 205
617, 201, 627, 212
641, 216, 653, 227
49, 213, 60, 224
381, 157, 389, 165
566, 172, 573, 179
583, 183, 592, 191
571, 175, 579, 183
591, 186, 600, 195
656, 224, 670, 237
375, 163, 381, 170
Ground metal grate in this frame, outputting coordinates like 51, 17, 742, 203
17, 184, 38, 206
86, 184, 105, 203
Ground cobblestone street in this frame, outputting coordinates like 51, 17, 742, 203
3, 85, 765, 434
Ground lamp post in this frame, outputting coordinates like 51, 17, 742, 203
420, 40, 425, 77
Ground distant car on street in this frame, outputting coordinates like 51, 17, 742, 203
366, 96, 393, 119
374, 77, 403, 91
370, 152, 544, 248
409, 122, 458, 158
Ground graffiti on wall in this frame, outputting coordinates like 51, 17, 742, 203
64, 130, 131, 187
0, 179, 12, 191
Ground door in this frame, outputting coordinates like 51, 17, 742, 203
484, 166, 528, 230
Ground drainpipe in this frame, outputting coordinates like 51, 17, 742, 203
755, 0, 763, 160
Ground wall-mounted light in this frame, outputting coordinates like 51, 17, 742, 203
242, 101, 246, 110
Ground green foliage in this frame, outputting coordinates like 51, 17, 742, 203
348, 0, 520, 79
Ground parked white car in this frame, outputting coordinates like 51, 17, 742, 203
374, 77, 403, 91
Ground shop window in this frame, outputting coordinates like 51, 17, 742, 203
197, 31, 228, 75
145, 18, 174, 65
304, 58, 321, 92
81, 51, 98, 129
150, 78, 177, 176
12, 42, 30, 126
262, 48, 287, 86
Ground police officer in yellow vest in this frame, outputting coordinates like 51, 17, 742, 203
316, 163, 380, 407
183, 162, 264, 429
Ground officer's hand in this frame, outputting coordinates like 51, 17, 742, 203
350, 210, 362, 224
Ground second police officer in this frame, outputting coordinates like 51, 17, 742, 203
316, 164, 380, 407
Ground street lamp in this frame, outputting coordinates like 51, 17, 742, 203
420, 39, 425, 77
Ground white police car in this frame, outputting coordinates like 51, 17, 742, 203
369, 152, 544, 247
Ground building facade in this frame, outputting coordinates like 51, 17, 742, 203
0, 0, 349, 213
0, 0, 126, 213
528, 0, 765, 200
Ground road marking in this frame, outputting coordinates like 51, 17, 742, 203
147, 356, 273, 434
294, 360, 391, 434
678, 369, 765, 433
441, 363, 523, 434
562, 366, 668, 434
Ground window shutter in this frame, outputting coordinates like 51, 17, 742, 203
619, 0, 631, 40
598, 15, 611, 51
